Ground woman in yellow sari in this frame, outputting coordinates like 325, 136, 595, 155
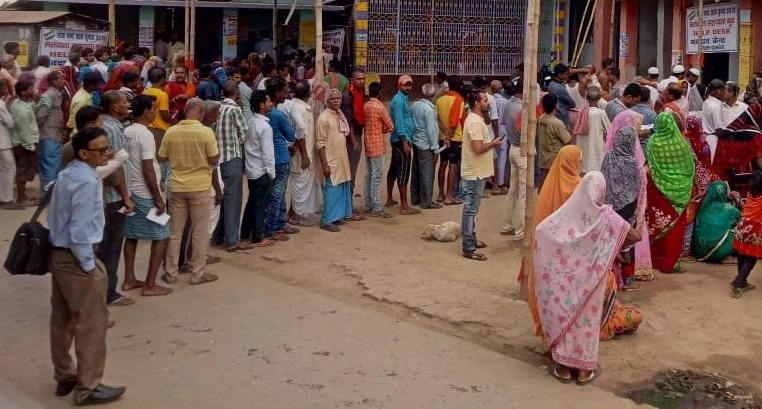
518, 145, 583, 336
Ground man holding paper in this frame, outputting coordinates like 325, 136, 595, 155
122, 94, 173, 296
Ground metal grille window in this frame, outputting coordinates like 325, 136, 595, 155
366, 0, 527, 75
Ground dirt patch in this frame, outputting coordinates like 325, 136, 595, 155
626, 370, 761, 409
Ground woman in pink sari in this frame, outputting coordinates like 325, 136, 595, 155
535, 172, 639, 384
605, 110, 654, 282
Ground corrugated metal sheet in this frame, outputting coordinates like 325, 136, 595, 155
0, 11, 71, 24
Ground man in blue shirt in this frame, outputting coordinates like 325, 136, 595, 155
196, 64, 220, 101
265, 76, 298, 239
547, 64, 576, 129
386, 75, 420, 215
409, 83, 442, 210
48, 127, 126, 405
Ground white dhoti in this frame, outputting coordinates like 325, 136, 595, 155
290, 153, 318, 217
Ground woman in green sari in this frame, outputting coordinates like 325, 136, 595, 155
692, 181, 742, 262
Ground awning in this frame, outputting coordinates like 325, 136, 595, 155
0, 10, 71, 24
24, 0, 344, 10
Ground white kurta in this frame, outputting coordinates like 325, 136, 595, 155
289, 98, 318, 216
576, 107, 610, 174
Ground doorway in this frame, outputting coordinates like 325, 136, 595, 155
702, 53, 730, 83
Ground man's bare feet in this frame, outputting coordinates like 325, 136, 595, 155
141, 285, 173, 297
384, 200, 398, 208
399, 207, 421, 215
121, 280, 145, 291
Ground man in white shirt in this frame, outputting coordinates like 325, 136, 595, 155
32, 56, 52, 94
702, 79, 727, 163
284, 81, 317, 225
241, 90, 276, 246
721, 81, 748, 127
645, 67, 660, 107
686, 67, 706, 112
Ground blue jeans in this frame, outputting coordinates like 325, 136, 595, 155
38, 138, 62, 194
265, 163, 290, 236
461, 178, 486, 253
213, 158, 244, 248
364, 155, 384, 213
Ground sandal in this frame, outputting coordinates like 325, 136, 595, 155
476, 241, 488, 249
548, 364, 573, 384
443, 198, 463, 206
269, 233, 290, 242
107, 294, 135, 307
622, 284, 642, 292
462, 251, 488, 261
367, 210, 393, 218
731, 283, 756, 298
252, 239, 275, 247
399, 207, 421, 215
347, 214, 367, 221
226, 241, 256, 252
634, 273, 655, 282
576, 366, 602, 386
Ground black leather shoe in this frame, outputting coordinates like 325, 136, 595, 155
55, 380, 77, 396
76, 384, 126, 406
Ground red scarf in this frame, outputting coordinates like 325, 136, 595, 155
349, 84, 365, 126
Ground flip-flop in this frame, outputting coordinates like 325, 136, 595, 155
548, 364, 573, 384
107, 294, 135, 307
462, 251, 488, 261
576, 366, 602, 386
635, 273, 655, 282
476, 241, 488, 249
252, 239, 275, 247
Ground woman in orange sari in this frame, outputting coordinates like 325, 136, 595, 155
519, 145, 582, 336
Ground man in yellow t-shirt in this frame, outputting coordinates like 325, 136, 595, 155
142, 67, 172, 190
435, 75, 465, 205
460, 90, 503, 261
158, 98, 220, 285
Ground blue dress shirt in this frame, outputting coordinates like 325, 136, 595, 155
48, 160, 104, 272
267, 107, 296, 165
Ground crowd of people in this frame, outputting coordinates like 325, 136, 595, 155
4, 32, 762, 402
518, 59, 762, 386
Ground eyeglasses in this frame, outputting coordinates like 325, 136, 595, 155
86, 147, 112, 155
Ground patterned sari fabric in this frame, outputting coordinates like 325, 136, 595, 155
534, 172, 631, 371
734, 193, 762, 258
518, 145, 582, 337
713, 103, 762, 174
646, 113, 696, 272
599, 271, 643, 342
693, 181, 742, 262
605, 110, 653, 278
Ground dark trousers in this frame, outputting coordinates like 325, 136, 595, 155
733, 255, 757, 288
347, 125, 363, 193
410, 146, 436, 208
212, 158, 244, 248
97, 201, 125, 303
241, 175, 274, 243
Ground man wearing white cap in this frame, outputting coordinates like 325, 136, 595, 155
657, 64, 685, 93
646, 67, 660, 106
686, 67, 706, 112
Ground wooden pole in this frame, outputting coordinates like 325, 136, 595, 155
573, 0, 600, 66
516, 0, 541, 301
108, 0, 116, 46
698, 0, 704, 67
314, 0, 324, 111
429, 0, 434, 83
571, 0, 593, 66
273, 0, 279, 62
189, 0, 196, 65
184, 0, 190, 58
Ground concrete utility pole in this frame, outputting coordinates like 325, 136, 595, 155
273, 0, 279, 63
517, 0, 541, 302
108, 0, 115, 46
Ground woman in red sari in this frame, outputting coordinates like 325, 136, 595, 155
646, 112, 696, 273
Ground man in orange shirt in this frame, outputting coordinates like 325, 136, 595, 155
363, 82, 394, 218
142, 67, 172, 191
436, 76, 465, 205
165, 65, 195, 121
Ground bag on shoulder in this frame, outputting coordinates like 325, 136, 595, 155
4, 184, 54, 276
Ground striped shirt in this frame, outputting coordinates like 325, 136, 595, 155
215, 98, 248, 163
102, 115, 128, 204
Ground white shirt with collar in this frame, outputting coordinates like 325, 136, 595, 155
657, 75, 678, 93
244, 112, 276, 180
702, 95, 725, 163
721, 100, 748, 127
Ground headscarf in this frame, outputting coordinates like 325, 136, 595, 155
534, 145, 582, 226
533, 171, 631, 370
647, 112, 695, 213
693, 180, 742, 261
601, 127, 641, 221
605, 109, 646, 168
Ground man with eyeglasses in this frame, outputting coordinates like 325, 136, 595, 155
341, 68, 365, 194
48, 126, 127, 405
